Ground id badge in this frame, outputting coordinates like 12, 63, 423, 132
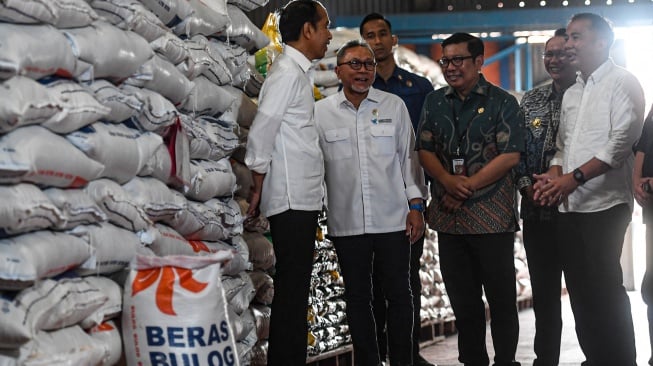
452, 158, 466, 176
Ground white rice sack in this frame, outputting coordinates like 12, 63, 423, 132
228, 235, 251, 270
241, 231, 274, 271
223, 4, 269, 53
125, 54, 195, 106
90, 0, 168, 42
178, 37, 232, 85
205, 197, 243, 238
221, 272, 254, 316
80, 277, 123, 329
187, 158, 237, 202
226, 305, 243, 343
71, 223, 140, 275
122, 253, 239, 366
43, 187, 107, 230
120, 85, 179, 133
138, 142, 173, 183
207, 39, 248, 76
0, 23, 89, 80
314, 69, 339, 87
67, 122, 164, 184
227, 0, 269, 12
0, 76, 66, 134
240, 66, 264, 98
250, 304, 270, 340
64, 21, 153, 80
88, 321, 123, 366
43, 79, 111, 133
173, 0, 231, 37
4, 325, 106, 366
0, 0, 99, 27
0, 231, 91, 290
14, 277, 108, 332
87, 79, 142, 123
0, 126, 105, 188
85, 178, 153, 232
183, 116, 240, 161
180, 76, 237, 117
151, 32, 189, 65
220, 85, 257, 128
149, 224, 242, 265
248, 270, 273, 305
237, 308, 256, 343
168, 201, 227, 241
139, 0, 193, 28
0, 292, 30, 349
122, 176, 187, 223
0, 184, 65, 237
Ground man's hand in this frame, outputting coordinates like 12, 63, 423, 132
439, 193, 464, 213
247, 187, 261, 218
406, 210, 425, 244
441, 174, 474, 200
533, 173, 577, 207
634, 177, 651, 207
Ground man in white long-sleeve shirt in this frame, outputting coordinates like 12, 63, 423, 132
244, 1, 332, 364
533, 13, 645, 366
315, 40, 427, 366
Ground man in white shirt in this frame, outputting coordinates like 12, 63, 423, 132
244, 1, 332, 364
315, 40, 427, 366
533, 13, 645, 365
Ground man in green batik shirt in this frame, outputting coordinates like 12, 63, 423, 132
415, 32, 524, 366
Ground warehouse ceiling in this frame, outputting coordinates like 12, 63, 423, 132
247, 1, 653, 43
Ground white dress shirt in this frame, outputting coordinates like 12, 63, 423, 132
550, 59, 645, 213
245, 45, 325, 217
315, 88, 427, 237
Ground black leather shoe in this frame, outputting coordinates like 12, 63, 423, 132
414, 354, 436, 366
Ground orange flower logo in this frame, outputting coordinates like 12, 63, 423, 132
131, 266, 208, 316
188, 241, 213, 253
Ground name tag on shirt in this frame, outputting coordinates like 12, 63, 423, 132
378, 118, 392, 124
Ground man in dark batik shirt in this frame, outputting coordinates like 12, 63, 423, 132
515, 28, 577, 366
416, 33, 524, 366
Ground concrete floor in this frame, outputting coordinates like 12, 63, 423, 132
419, 292, 651, 366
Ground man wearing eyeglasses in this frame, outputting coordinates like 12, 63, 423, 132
315, 39, 427, 366
415, 33, 524, 366
515, 28, 577, 366
359, 13, 435, 366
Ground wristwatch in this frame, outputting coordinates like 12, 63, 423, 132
409, 202, 425, 212
572, 168, 586, 185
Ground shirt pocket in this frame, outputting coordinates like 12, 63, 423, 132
324, 127, 352, 161
370, 124, 395, 156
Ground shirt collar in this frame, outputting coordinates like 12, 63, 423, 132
336, 87, 381, 108
578, 58, 614, 86
283, 44, 314, 73
444, 73, 489, 98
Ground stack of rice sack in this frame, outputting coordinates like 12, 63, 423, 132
420, 229, 454, 323
0, 0, 272, 364
306, 221, 349, 356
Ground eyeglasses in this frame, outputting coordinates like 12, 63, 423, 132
337, 59, 377, 71
542, 51, 568, 60
438, 55, 475, 67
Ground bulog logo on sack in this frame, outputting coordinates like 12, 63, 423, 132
132, 266, 208, 315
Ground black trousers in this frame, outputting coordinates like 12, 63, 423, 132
266, 209, 319, 366
438, 232, 520, 366
643, 211, 653, 366
373, 235, 425, 360
559, 204, 636, 366
523, 214, 563, 366
333, 231, 414, 366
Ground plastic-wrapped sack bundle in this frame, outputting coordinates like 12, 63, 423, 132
0, 184, 65, 237
172, 0, 231, 38
168, 201, 229, 241
0, 23, 90, 80
180, 36, 233, 85
85, 178, 153, 232
149, 223, 226, 257
138, 142, 173, 183
205, 197, 243, 238
227, 0, 269, 12
121, 85, 179, 133
88, 321, 123, 366
67, 121, 164, 184
221, 272, 255, 316
250, 304, 271, 341
43, 79, 111, 133
71, 223, 141, 276
0, 0, 99, 27
90, 0, 168, 42
248, 270, 274, 305
151, 32, 190, 65
80, 277, 123, 329
0, 126, 104, 188
0, 292, 30, 349
0, 76, 66, 134
122, 253, 239, 366
87, 79, 142, 123
122, 176, 187, 224
241, 231, 274, 271
63, 21, 153, 80
125, 54, 195, 106
187, 158, 237, 202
